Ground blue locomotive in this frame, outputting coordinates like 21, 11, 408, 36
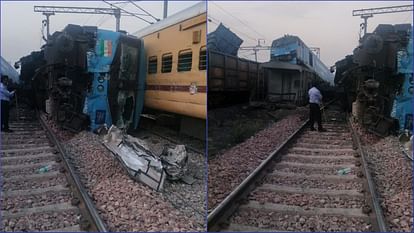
334, 24, 412, 136
270, 35, 334, 84
391, 29, 413, 133
17, 24, 146, 132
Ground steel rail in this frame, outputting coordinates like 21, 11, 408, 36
38, 113, 108, 232
348, 117, 388, 232
207, 98, 341, 231
207, 119, 309, 231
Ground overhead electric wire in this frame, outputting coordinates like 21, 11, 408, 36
96, 1, 129, 27
128, 1, 160, 21
83, 14, 94, 25
112, 1, 131, 4
211, 2, 267, 39
208, 16, 257, 42
102, 0, 154, 24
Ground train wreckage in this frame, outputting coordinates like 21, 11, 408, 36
103, 126, 189, 191
334, 23, 413, 137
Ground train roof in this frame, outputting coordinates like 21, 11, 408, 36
0, 56, 19, 84
133, 2, 206, 37
271, 35, 303, 47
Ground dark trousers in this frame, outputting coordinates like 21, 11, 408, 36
309, 103, 322, 130
1, 100, 10, 130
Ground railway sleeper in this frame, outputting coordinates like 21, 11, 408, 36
1, 146, 54, 155
257, 184, 364, 197
269, 171, 358, 181
240, 201, 369, 219
2, 202, 79, 219
2, 161, 57, 171
293, 142, 353, 150
1, 152, 56, 162
2, 143, 51, 150
277, 161, 355, 169
3, 171, 60, 182
282, 153, 354, 161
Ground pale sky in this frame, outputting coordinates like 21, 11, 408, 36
208, 1, 413, 66
1, 1, 201, 65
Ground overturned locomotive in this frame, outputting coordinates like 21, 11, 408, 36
17, 24, 146, 132
334, 24, 412, 136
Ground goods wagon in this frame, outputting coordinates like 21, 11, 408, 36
208, 50, 259, 108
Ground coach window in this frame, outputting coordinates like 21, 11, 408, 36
309, 51, 313, 67
199, 46, 206, 70
148, 56, 157, 74
161, 53, 173, 73
178, 49, 192, 72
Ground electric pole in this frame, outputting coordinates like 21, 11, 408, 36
239, 39, 270, 62
353, 4, 413, 36
34, 6, 123, 40
163, 1, 168, 19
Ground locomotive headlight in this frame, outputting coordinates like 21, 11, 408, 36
97, 85, 104, 92
98, 75, 105, 83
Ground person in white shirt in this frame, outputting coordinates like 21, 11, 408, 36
308, 81, 326, 132
1, 75, 15, 132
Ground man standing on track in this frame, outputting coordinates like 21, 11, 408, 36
1, 75, 15, 132
308, 81, 326, 132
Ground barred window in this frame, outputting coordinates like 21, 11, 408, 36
161, 53, 173, 73
199, 46, 206, 70
177, 49, 192, 72
148, 56, 157, 74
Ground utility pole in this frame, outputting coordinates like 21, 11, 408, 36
239, 39, 270, 62
42, 12, 54, 41
34, 6, 123, 41
34, 4, 156, 42
353, 4, 413, 37
163, 0, 168, 19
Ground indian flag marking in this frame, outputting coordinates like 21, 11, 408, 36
99, 40, 112, 57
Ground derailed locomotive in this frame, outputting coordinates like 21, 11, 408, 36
334, 24, 412, 136
17, 24, 146, 132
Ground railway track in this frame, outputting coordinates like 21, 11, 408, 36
1, 107, 107, 232
208, 103, 387, 232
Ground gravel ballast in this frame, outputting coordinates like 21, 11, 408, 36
208, 114, 305, 211
63, 131, 204, 231
355, 126, 413, 232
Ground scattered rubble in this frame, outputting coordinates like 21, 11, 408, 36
63, 131, 203, 231
103, 126, 166, 191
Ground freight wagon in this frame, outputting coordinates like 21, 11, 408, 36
208, 50, 259, 108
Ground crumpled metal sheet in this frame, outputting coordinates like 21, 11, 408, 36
103, 125, 166, 191
160, 145, 188, 180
